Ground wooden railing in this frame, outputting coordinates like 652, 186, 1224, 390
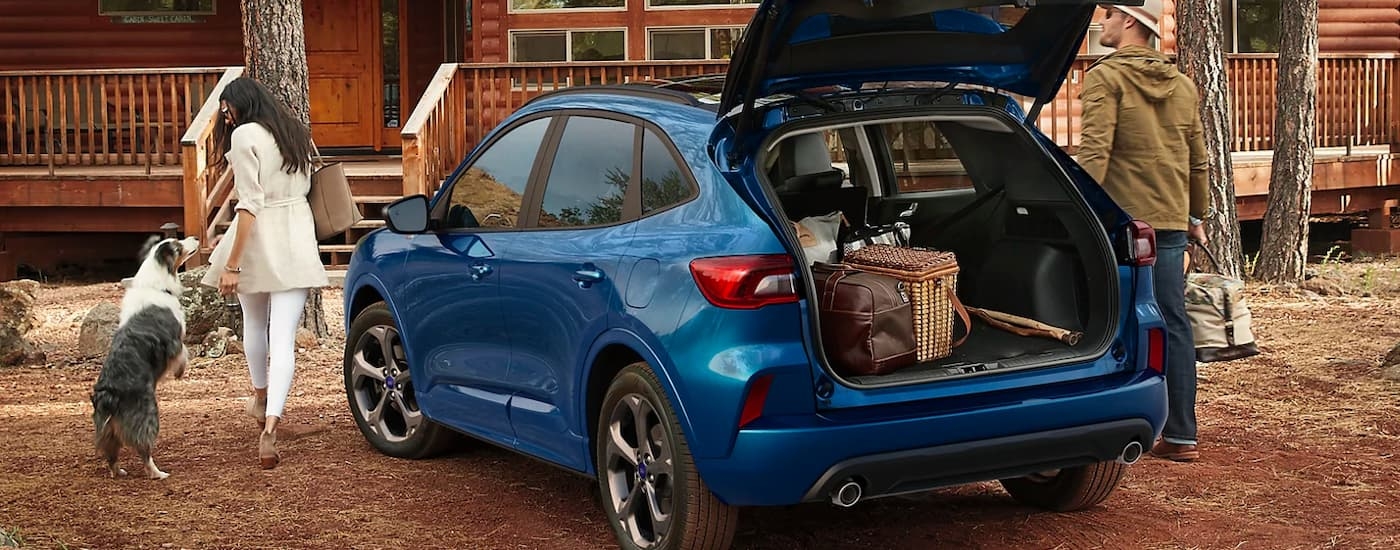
179, 67, 244, 261
1037, 54, 1400, 154
1, 67, 228, 171
402, 61, 728, 197
1229, 53, 1397, 152
401, 54, 1397, 197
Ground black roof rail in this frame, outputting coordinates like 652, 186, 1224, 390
523, 83, 709, 109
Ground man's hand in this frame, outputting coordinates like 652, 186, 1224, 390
1188, 223, 1208, 246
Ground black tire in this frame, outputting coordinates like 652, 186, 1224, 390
344, 302, 455, 459
595, 362, 738, 550
1000, 461, 1129, 512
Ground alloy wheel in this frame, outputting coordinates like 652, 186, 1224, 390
603, 393, 676, 548
349, 324, 423, 443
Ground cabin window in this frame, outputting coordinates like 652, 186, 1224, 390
647, 0, 757, 6
1231, 0, 1280, 53
99, 0, 215, 15
648, 27, 744, 60
511, 30, 626, 62
510, 0, 625, 11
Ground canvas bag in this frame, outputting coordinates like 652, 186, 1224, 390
1185, 243, 1260, 362
307, 142, 363, 242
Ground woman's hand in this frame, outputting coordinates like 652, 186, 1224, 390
219, 270, 240, 296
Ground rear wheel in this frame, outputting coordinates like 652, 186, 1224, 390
1000, 461, 1128, 512
344, 302, 455, 459
596, 362, 738, 550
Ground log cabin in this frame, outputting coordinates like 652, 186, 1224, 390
0, 0, 1398, 280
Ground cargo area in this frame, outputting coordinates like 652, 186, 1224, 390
760, 104, 1122, 386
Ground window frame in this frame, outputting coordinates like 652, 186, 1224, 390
525, 112, 645, 231
1229, 0, 1280, 54
99, 0, 216, 16
509, 28, 630, 63
508, 0, 627, 14
431, 114, 563, 233
645, 25, 747, 60
644, 0, 758, 10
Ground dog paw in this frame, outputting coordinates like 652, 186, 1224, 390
109, 468, 129, 478
148, 469, 170, 480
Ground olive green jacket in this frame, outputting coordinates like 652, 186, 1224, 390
1077, 45, 1211, 231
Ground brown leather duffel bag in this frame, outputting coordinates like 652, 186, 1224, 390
812, 263, 917, 376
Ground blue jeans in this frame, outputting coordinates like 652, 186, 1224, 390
1153, 230, 1197, 445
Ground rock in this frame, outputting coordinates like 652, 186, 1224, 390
0, 279, 43, 366
179, 266, 243, 343
202, 327, 237, 358
78, 302, 122, 357
296, 327, 318, 349
1300, 277, 1346, 297
1379, 342, 1400, 381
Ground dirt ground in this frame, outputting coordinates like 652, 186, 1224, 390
3, 260, 1399, 550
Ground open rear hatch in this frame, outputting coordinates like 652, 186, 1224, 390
711, 1, 1147, 408
719, 0, 1145, 149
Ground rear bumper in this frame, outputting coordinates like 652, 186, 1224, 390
800, 418, 1152, 503
694, 372, 1165, 507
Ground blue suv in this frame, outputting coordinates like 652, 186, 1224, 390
342, 1, 1167, 548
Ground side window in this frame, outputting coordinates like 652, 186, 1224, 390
444, 117, 552, 229
640, 128, 695, 214
878, 121, 974, 194
537, 116, 636, 228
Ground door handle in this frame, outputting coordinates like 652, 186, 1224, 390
572, 268, 604, 288
469, 263, 493, 281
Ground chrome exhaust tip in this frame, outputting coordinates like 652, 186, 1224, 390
830, 480, 863, 508
1117, 440, 1144, 465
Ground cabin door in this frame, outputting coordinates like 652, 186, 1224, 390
304, 0, 380, 149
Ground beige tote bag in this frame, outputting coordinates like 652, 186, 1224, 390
307, 143, 363, 242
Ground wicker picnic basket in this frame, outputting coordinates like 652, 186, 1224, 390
842, 244, 971, 362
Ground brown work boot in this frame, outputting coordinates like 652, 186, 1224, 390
1150, 440, 1199, 462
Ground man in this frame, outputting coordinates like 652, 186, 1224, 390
1077, 1, 1212, 462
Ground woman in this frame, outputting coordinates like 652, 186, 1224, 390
202, 77, 329, 469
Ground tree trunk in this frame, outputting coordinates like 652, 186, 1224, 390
1253, 0, 1319, 284
1175, 0, 1244, 278
240, 0, 328, 338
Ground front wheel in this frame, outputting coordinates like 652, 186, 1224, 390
999, 461, 1129, 512
596, 362, 738, 550
344, 302, 455, 459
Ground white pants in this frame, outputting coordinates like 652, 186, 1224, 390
239, 288, 308, 419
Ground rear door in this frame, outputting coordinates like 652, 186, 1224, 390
496, 113, 641, 470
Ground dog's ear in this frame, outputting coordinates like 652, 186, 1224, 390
138, 235, 162, 261
157, 240, 181, 276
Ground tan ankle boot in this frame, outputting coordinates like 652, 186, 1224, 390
258, 431, 279, 469
245, 395, 266, 425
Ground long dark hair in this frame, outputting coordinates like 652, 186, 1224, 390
213, 77, 315, 175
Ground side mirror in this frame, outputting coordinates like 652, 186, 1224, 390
385, 194, 430, 234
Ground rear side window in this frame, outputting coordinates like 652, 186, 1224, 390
876, 121, 974, 194
537, 116, 636, 228
640, 128, 695, 214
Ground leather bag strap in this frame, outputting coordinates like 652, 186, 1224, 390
943, 281, 972, 348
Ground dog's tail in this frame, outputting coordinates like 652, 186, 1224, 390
91, 390, 119, 442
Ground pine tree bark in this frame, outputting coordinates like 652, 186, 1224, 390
240, 0, 328, 338
1175, 0, 1244, 278
1253, 0, 1319, 284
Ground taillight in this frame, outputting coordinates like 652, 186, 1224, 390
1128, 220, 1157, 267
689, 255, 798, 309
1146, 328, 1165, 374
738, 374, 774, 428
